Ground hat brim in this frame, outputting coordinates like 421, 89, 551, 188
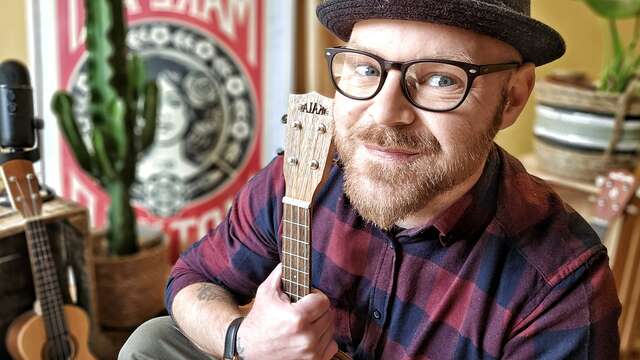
317, 0, 566, 66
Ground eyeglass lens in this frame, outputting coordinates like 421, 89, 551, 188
330, 51, 470, 111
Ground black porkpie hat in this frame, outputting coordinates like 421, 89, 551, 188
316, 0, 566, 66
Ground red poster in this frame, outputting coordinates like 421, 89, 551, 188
56, 0, 263, 260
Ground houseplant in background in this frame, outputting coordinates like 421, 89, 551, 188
533, 0, 640, 181
51, 0, 168, 329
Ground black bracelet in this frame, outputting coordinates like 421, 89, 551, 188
223, 317, 245, 360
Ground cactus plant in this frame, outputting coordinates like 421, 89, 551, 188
52, 0, 158, 256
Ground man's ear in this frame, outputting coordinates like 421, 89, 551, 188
499, 63, 535, 130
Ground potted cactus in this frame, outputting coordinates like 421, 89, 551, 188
51, 0, 168, 328
533, 0, 640, 181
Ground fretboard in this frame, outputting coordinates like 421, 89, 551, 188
281, 199, 311, 302
25, 220, 69, 340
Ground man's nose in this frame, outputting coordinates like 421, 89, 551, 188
367, 70, 416, 127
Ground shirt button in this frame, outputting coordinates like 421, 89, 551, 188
373, 310, 381, 319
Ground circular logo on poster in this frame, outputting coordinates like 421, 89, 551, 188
68, 21, 256, 217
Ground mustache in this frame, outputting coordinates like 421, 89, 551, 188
350, 125, 441, 153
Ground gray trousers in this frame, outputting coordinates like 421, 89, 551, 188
118, 316, 216, 360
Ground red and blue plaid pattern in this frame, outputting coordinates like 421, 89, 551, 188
166, 146, 621, 359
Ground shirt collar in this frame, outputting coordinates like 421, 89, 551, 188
394, 145, 501, 246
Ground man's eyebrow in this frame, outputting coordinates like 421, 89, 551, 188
345, 42, 475, 63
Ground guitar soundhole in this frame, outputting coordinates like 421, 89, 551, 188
43, 335, 76, 360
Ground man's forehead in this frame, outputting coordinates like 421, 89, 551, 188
346, 40, 475, 63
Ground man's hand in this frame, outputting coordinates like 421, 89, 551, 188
236, 263, 338, 360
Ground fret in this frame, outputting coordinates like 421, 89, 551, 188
282, 235, 309, 244
282, 265, 309, 274
287, 293, 303, 302
283, 270, 304, 282
282, 278, 308, 287
283, 219, 310, 228
31, 265, 59, 280
34, 281, 62, 295
282, 251, 309, 261
35, 284, 64, 303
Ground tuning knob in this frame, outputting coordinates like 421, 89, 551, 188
281, 114, 288, 124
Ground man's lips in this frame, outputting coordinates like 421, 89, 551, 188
362, 144, 421, 160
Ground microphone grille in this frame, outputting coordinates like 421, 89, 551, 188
0, 60, 31, 87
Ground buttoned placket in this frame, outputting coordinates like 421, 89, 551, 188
356, 233, 399, 358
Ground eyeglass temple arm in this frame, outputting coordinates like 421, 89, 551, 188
479, 63, 521, 75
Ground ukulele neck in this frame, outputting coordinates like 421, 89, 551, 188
281, 197, 312, 302
26, 216, 70, 340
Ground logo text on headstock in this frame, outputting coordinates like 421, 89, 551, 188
299, 102, 328, 116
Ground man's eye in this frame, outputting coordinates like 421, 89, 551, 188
427, 74, 457, 87
355, 65, 380, 77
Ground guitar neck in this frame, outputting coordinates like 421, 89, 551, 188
24, 219, 69, 339
281, 198, 311, 302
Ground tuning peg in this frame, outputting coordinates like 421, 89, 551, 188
317, 124, 326, 134
281, 114, 288, 124
310, 160, 319, 170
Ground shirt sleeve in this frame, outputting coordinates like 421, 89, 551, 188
502, 249, 621, 359
164, 156, 285, 314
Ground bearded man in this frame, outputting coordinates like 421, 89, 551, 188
120, 1, 621, 359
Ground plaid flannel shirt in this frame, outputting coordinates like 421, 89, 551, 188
166, 145, 621, 359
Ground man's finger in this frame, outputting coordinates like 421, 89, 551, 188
293, 290, 332, 321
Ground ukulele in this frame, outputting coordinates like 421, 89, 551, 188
591, 169, 638, 241
281, 92, 351, 360
2, 159, 95, 360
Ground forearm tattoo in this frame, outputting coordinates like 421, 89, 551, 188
196, 283, 226, 302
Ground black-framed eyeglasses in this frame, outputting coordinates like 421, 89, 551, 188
324, 47, 521, 112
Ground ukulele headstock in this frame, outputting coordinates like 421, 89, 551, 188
0, 159, 42, 219
282, 92, 335, 204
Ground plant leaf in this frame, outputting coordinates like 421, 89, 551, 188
581, 0, 640, 18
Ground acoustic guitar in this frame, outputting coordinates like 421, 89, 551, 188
1, 159, 95, 360
281, 92, 351, 360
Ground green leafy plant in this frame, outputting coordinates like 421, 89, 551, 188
51, 0, 158, 256
580, 0, 640, 92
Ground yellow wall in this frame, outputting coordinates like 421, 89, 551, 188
495, 0, 637, 156
0, 0, 28, 64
